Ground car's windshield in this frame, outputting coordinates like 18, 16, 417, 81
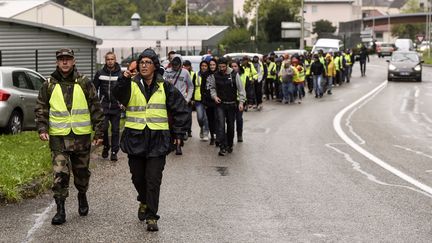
391, 53, 419, 62
314, 47, 338, 53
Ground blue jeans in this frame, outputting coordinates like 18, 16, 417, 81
313, 75, 323, 96
281, 82, 292, 103
327, 76, 333, 92
195, 101, 209, 134
293, 82, 304, 101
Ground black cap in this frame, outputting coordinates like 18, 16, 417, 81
183, 60, 192, 66
138, 48, 160, 69
56, 48, 74, 58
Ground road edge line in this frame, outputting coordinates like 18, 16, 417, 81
333, 80, 432, 196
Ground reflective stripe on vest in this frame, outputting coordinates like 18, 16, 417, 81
49, 83, 92, 136
194, 73, 201, 101
125, 82, 169, 130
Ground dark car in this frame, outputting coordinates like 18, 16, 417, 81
387, 51, 423, 82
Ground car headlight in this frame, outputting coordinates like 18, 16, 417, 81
414, 65, 421, 71
388, 64, 397, 71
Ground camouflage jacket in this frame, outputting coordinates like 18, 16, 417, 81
34, 68, 104, 151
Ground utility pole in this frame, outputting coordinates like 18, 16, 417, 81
372, 0, 375, 40
186, 0, 189, 55
92, 0, 95, 37
428, 0, 431, 58
300, 0, 305, 49
255, 2, 259, 52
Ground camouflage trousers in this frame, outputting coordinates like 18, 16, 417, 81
49, 134, 92, 200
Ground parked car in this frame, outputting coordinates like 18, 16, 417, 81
0, 67, 46, 134
387, 51, 423, 82
394, 38, 414, 51
273, 49, 308, 57
311, 38, 344, 54
418, 41, 430, 52
223, 52, 263, 61
376, 42, 395, 58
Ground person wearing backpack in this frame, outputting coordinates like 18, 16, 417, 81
34, 48, 105, 225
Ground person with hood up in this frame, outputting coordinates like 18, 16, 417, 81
163, 55, 194, 141
114, 48, 190, 231
93, 51, 123, 161
191, 60, 210, 141
208, 57, 246, 156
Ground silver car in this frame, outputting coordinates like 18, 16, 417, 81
0, 67, 46, 134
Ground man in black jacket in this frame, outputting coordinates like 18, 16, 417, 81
93, 52, 123, 161
113, 48, 189, 231
208, 57, 246, 156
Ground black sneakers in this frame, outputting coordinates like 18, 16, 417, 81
218, 148, 227, 156
110, 152, 118, 161
102, 148, 109, 158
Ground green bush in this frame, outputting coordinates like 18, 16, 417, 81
0, 132, 51, 202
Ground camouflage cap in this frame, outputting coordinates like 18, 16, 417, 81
56, 48, 74, 58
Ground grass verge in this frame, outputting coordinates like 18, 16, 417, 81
0, 131, 51, 203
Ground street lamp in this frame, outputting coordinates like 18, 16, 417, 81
387, 12, 391, 43
185, 0, 189, 55
300, 0, 305, 49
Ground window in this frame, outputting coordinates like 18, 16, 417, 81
312, 5, 317, 13
26, 71, 44, 91
12, 71, 30, 89
420, 3, 424, 8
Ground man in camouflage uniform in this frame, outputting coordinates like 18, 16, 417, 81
34, 48, 104, 225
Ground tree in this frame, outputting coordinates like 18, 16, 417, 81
313, 19, 337, 39
166, 0, 210, 25
219, 28, 251, 53
244, 0, 300, 42
391, 0, 425, 40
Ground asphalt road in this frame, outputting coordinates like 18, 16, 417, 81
1, 57, 432, 242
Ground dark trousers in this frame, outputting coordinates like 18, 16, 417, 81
306, 75, 313, 92
128, 155, 166, 220
186, 105, 192, 134
265, 78, 275, 99
103, 111, 121, 153
235, 109, 243, 136
205, 106, 217, 137
216, 104, 236, 149
360, 61, 366, 76
254, 81, 263, 105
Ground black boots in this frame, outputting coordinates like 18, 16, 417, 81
110, 152, 118, 161
51, 199, 66, 225
102, 148, 109, 158
78, 192, 89, 216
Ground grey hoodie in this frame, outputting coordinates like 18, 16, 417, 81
163, 55, 193, 103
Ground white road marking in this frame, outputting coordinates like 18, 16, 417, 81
333, 80, 432, 196
23, 201, 55, 243
326, 143, 432, 198
393, 145, 432, 159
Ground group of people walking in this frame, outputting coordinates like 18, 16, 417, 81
34, 45, 369, 232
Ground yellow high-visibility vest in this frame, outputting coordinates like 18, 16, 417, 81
125, 81, 169, 130
345, 54, 352, 65
193, 72, 202, 101
49, 82, 92, 136
267, 62, 277, 79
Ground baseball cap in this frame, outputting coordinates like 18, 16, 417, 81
56, 48, 74, 58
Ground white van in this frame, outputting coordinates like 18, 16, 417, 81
311, 38, 344, 53
394, 38, 414, 51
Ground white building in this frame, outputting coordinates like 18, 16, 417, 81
0, 0, 95, 27
303, 0, 362, 45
